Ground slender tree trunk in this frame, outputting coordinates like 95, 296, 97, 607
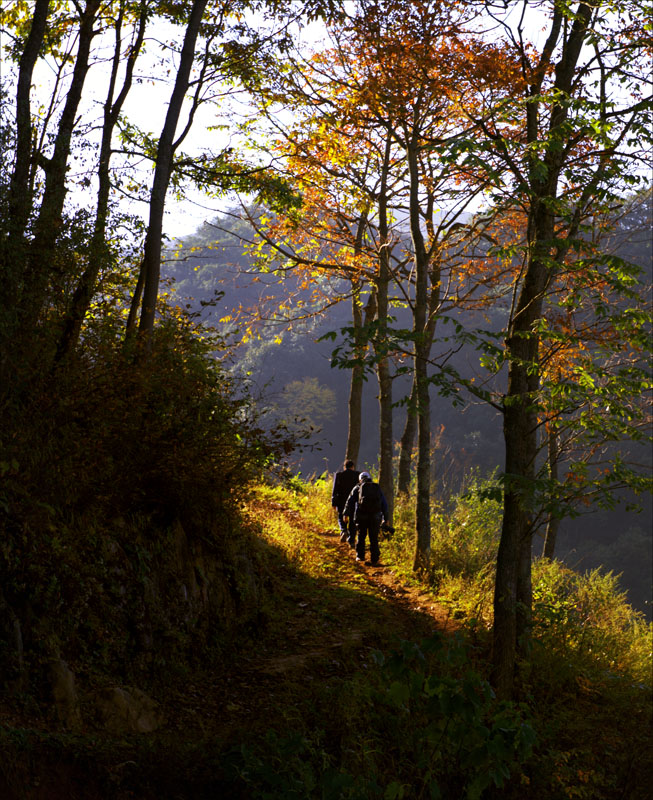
137, 0, 208, 339
377, 353, 393, 521
376, 136, 394, 521
0, 0, 50, 382
542, 429, 560, 558
397, 377, 417, 494
22, 0, 101, 324
406, 139, 432, 570
56, 1, 147, 362
125, 263, 145, 340
4, 0, 50, 267
346, 284, 364, 463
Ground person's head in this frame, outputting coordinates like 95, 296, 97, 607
359, 471, 371, 483
344, 459, 355, 470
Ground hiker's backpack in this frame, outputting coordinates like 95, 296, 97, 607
357, 482, 382, 515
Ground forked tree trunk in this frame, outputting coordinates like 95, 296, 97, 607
1, 0, 50, 381
22, 0, 101, 324
56, 1, 147, 362
491, 1, 593, 699
4, 0, 50, 277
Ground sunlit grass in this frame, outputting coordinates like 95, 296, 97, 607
247, 479, 373, 593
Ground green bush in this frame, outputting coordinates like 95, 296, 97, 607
430, 471, 502, 579
0, 312, 296, 691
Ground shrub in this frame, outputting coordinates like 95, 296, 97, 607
532, 558, 652, 687
430, 471, 502, 579
0, 312, 298, 692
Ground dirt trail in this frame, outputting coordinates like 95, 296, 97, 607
163, 503, 459, 743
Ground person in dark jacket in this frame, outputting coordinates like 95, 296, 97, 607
344, 471, 388, 566
331, 459, 360, 545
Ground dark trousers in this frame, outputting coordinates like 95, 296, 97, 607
337, 505, 356, 545
356, 514, 381, 563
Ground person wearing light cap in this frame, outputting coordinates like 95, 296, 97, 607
343, 471, 388, 566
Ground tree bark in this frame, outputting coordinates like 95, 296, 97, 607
4, 0, 51, 265
137, 0, 209, 339
397, 377, 417, 494
0, 0, 51, 382
492, 219, 549, 699
407, 138, 432, 570
346, 284, 364, 463
542, 429, 560, 558
491, 1, 593, 699
345, 205, 374, 464
375, 135, 394, 522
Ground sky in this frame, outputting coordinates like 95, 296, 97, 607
1, 2, 617, 242
0, 8, 325, 241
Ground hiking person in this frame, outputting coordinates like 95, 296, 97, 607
331, 459, 360, 546
344, 471, 388, 566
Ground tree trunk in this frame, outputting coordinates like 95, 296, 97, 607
542, 429, 560, 558
397, 377, 417, 495
137, 0, 208, 339
491, 2, 593, 698
56, 1, 147, 362
406, 139, 432, 570
0, 0, 51, 382
492, 214, 552, 698
376, 135, 394, 522
413, 338, 431, 571
377, 353, 393, 522
4, 0, 51, 283
346, 284, 364, 463
125, 263, 145, 340
22, 0, 101, 323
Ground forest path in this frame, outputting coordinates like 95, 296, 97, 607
164, 493, 459, 744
